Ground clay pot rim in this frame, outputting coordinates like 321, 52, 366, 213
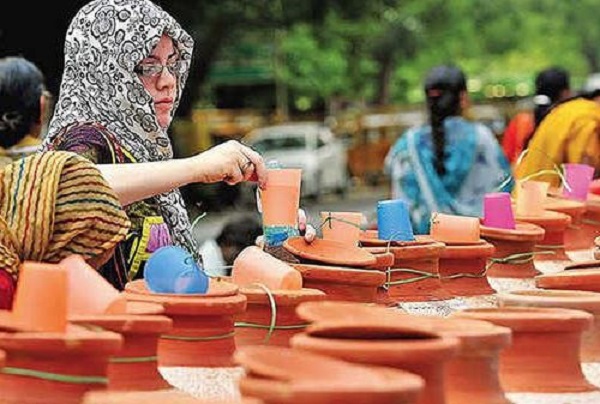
82, 390, 233, 404
480, 221, 546, 241
363, 242, 446, 259
565, 260, 600, 271
124, 292, 247, 316
499, 290, 600, 313
290, 263, 386, 286
240, 286, 327, 306
439, 240, 495, 257
295, 301, 399, 325
544, 196, 587, 211
124, 278, 238, 298
535, 269, 600, 291
408, 316, 512, 347
69, 314, 173, 334
304, 321, 440, 341
284, 236, 377, 267
515, 209, 572, 224
359, 230, 434, 248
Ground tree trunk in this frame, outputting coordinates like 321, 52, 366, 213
374, 57, 395, 106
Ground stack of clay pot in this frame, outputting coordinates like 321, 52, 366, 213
229, 246, 327, 347
451, 306, 595, 393
234, 345, 424, 404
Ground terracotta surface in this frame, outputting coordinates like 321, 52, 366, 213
451, 307, 595, 393
70, 304, 173, 391
438, 240, 496, 296
124, 279, 247, 367
235, 345, 424, 404
83, 390, 263, 403
498, 289, 600, 362
0, 326, 123, 404
514, 209, 572, 261
480, 222, 545, 278
364, 236, 451, 303
544, 196, 589, 251
283, 236, 377, 267
535, 268, 600, 292
290, 263, 385, 304
235, 286, 326, 347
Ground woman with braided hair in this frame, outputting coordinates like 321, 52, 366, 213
384, 64, 512, 234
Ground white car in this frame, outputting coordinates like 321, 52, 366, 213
243, 122, 350, 200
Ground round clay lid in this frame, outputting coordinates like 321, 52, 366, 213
499, 289, 600, 313
439, 239, 495, 259
358, 230, 433, 248
451, 306, 592, 332
284, 237, 377, 267
69, 314, 173, 334
480, 221, 545, 242
240, 285, 326, 306
290, 263, 386, 287
536, 269, 600, 293
514, 209, 572, 228
363, 237, 446, 260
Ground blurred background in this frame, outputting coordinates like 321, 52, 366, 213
3, 0, 600, 241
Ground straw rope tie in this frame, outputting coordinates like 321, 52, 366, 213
0, 367, 108, 385
109, 356, 158, 364
535, 244, 565, 250
384, 267, 438, 288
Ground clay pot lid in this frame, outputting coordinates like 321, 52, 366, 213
535, 268, 600, 292
514, 209, 572, 228
359, 230, 432, 248
544, 196, 587, 215
439, 239, 495, 258
498, 289, 600, 313
124, 279, 247, 316
283, 237, 377, 267
480, 221, 546, 242
290, 263, 386, 287
82, 390, 255, 404
240, 285, 327, 306
69, 314, 173, 334
451, 306, 593, 332
0, 324, 123, 354
363, 239, 446, 260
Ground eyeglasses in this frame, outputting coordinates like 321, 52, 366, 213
134, 60, 184, 78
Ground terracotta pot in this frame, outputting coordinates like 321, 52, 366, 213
235, 345, 424, 404
83, 390, 263, 403
544, 196, 589, 251
124, 279, 247, 367
438, 240, 496, 296
364, 236, 451, 303
0, 327, 122, 404
283, 236, 377, 267
70, 301, 173, 391
535, 268, 600, 292
514, 209, 572, 261
480, 222, 545, 278
290, 263, 385, 304
498, 289, 600, 362
450, 307, 595, 393
235, 286, 326, 347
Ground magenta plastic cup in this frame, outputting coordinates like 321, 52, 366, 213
482, 192, 516, 229
562, 163, 595, 201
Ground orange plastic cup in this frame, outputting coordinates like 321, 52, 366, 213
320, 211, 365, 246
260, 168, 302, 227
430, 213, 480, 244
231, 246, 303, 290
515, 180, 550, 216
12, 261, 68, 332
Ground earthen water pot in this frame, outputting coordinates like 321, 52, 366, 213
70, 301, 173, 391
451, 306, 595, 393
289, 263, 386, 303
437, 240, 496, 296
0, 326, 123, 404
514, 209, 572, 261
498, 289, 600, 362
544, 195, 589, 251
480, 222, 546, 278
363, 235, 450, 304
235, 345, 424, 404
234, 285, 326, 347
83, 390, 263, 403
283, 236, 377, 267
535, 267, 600, 292
124, 278, 247, 367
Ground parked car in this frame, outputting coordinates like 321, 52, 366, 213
243, 122, 350, 200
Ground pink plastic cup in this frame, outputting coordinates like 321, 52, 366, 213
482, 192, 516, 229
562, 163, 595, 201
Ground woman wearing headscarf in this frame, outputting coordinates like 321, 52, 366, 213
0, 151, 131, 309
384, 64, 512, 234
41, 0, 297, 289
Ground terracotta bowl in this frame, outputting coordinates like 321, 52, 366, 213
480, 222, 546, 278
451, 306, 595, 393
0, 326, 123, 404
235, 286, 326, 347
514, 210, 572, 261
498, 289, 600, 362
124, 279, 247, 367
535, 268, 600, 292
438, 240, 496, 296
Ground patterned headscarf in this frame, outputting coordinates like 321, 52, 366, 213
41, 0, 198, 252
0, 151, 131, 307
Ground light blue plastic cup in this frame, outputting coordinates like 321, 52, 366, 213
377, 199, 415, 241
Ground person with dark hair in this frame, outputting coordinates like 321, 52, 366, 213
502, 66, 571, 165
0, 56, 49, 167
384, 64, 512, 234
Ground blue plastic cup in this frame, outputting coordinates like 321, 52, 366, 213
377, 199, 415, 241
144, 245, 209, 294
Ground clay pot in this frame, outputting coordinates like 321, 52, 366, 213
290, 263, 385, 303
480, 222, 545, 278
235, 285, 326, 347
364, 235, 451, 303
123, 279, 247, 367
451, 307, 595, 393
498, 289, 600, 362
438, 240, 496, 296
544, 196, 589, 251
235, 345, 424, 404
83, 390, 263, 403
535, 268, 600, 292
514, 209, 572, 261
0, 327, 122, 404
70, 301, 173, 391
